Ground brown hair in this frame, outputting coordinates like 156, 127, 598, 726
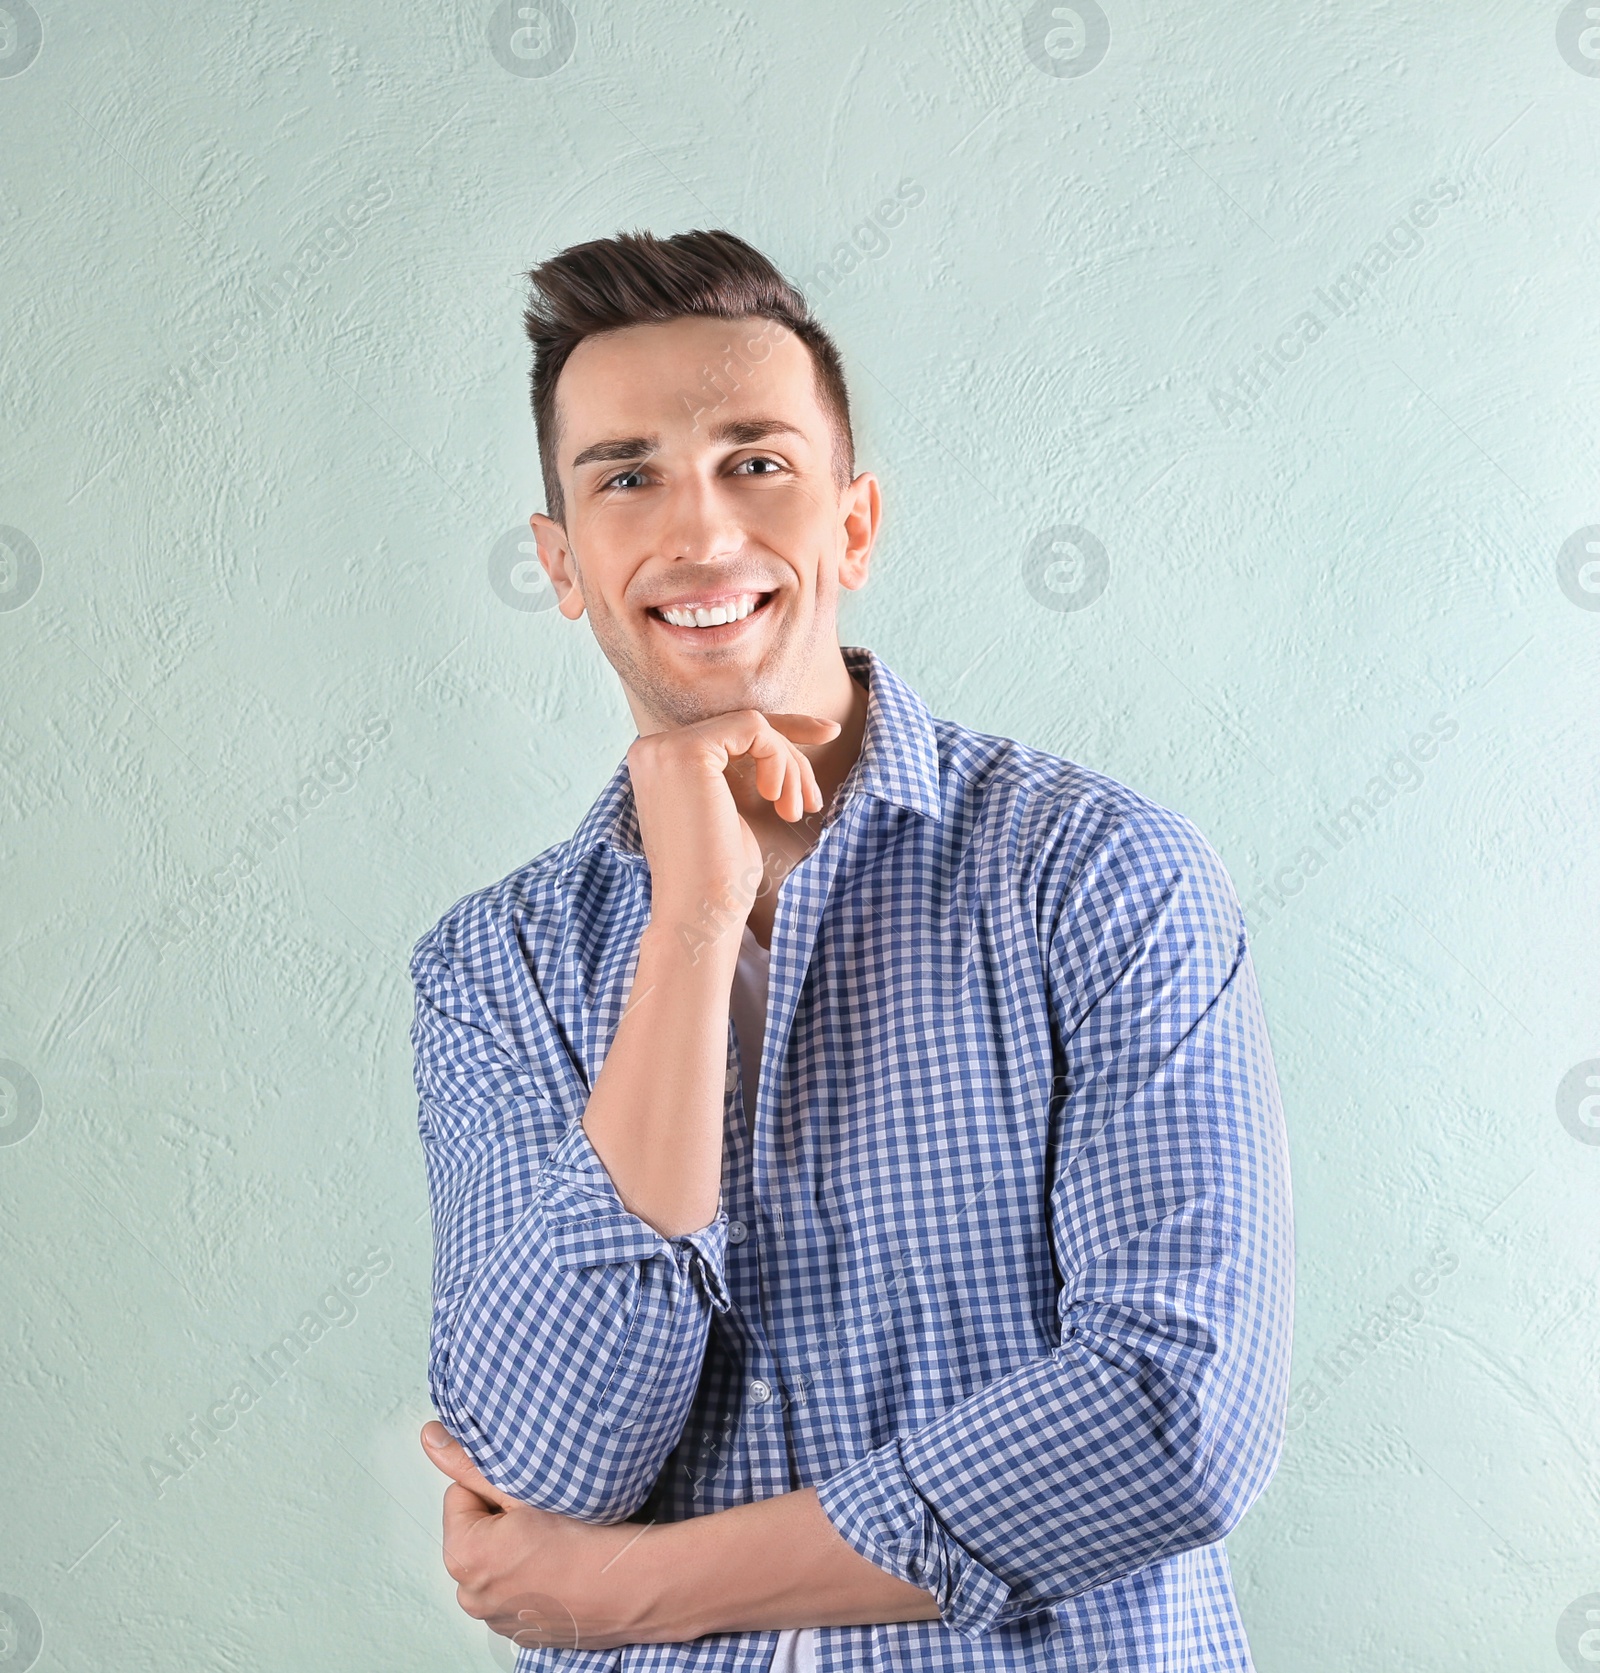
521, 228, 854, 524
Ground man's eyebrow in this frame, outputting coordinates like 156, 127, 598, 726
707, 418, 805, 446
568, 418, 805, 472
570, 435, 660, 469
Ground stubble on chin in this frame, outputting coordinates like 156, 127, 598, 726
591, 606, 806, 731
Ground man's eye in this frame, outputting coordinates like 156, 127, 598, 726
734, 456, 783, 475
604, 469, 648, 490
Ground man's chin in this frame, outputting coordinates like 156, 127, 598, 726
651, 668, 785, 729
600, 635, 785, 729
586, 603, 822, 730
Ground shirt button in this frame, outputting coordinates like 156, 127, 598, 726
725, 1067, 738, 1094
749, 1377, 772, 1404
727, 1219, 747, 1243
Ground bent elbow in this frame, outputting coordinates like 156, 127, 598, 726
428, 1350, 658, 1523
1185, 1438, 1282, 1547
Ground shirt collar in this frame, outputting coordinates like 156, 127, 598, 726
559, 645, 943, 874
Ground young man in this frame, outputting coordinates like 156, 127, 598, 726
411, 229, 1294, 1672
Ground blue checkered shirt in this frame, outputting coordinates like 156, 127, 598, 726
411, 645, 1294, 1671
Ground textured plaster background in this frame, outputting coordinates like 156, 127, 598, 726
1, 1, 1598, 1669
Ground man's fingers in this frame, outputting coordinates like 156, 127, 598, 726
723, 717, 831, 822
771, 738, 821, 821
748, 738, 810, 823
778, 745, 807, 821
742, 725, 789, 808
791, 742, 823, 815
442, 1479, 496, 1550
423, 1422, 517, 1512
658, 707, 836, 824
704, 710, 839, 762
762, 713, 843, 744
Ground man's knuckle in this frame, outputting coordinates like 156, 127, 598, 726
456, 1582, 483, 1619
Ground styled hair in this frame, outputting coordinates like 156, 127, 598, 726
521, 228, 854, 523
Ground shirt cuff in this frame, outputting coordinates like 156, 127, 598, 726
538, 1117, 733, 1314
815, 1434, 1014, 1639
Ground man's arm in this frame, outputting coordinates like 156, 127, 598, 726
637, 804, 1295, 1640
636, 1487, 942, 1638
415, 922, 735, 1523
418, 710, 836, 1522
419, 1424, 938, 1652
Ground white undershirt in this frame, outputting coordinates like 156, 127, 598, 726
728, 924, 818, 1673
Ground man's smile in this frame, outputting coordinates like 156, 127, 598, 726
645, 589, 778, 638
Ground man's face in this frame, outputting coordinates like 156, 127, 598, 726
530, 315, 879, 731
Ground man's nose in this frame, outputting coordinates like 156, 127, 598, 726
654, 470, 742, 565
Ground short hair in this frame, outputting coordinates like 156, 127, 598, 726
521, 228, 855, 524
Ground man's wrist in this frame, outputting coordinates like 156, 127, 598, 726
627, 1514, 709, 1643
618, 1489, 944, 1641
639, 900, 747, 978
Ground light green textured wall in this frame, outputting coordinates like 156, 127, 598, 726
2, 2, 1597, 1668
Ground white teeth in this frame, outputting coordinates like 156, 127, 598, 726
658, 595, 761, 628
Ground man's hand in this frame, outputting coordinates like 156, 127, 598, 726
567, 708, 841, 1236
422, 1422, 666, 1652
423, 1420, 942, 1647
626, 709, 840, 932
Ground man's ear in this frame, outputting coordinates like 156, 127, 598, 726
837, 471, 881, 593
530, 512, 585, 620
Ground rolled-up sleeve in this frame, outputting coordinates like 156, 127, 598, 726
413, 928, 732, 1522
814, 805, 1295, 1638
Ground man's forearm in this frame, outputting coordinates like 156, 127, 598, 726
581, 917, 740, 1238
632, 1487, 942, 1640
